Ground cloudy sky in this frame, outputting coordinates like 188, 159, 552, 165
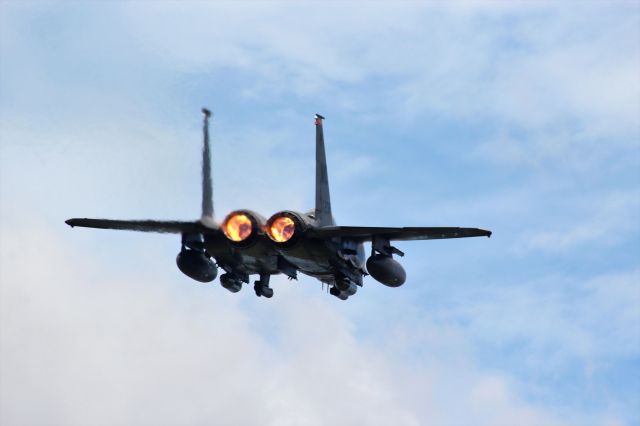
1, 2, 639, 425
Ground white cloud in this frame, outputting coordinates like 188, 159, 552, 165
520, 189, 640, 253
131, 4, 638, 121
3, 2, 637, 172
0, 216, 583, 426
429, 268, 640, 382
108, 2, 640, 178
1, 2, 637, 425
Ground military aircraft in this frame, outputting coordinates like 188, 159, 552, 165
66, 109, 491, 300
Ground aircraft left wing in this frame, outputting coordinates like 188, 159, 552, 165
65, 218, 217, 234
307, 226, 491, 241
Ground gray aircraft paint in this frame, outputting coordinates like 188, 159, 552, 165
66, 109, 491, 300
200, 108, 215, 228
314, 114, 335, 227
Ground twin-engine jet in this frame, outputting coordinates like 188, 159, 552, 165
66, 109, 491, 300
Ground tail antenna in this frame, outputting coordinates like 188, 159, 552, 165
200, 108, 215, 227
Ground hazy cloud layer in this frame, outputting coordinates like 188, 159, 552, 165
1, 2, 638, 425
1, 222, 572, 426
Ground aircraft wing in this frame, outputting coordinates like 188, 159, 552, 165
65, 218, 217, 234
307, 226, 491, 241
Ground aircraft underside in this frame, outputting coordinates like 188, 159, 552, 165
66, 109, 491, 300
205, 230, 366, 299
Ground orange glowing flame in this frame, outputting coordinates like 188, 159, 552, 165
223, 213, 253, 242
268, 216, 295, 243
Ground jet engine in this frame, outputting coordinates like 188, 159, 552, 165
221, 210, 266, 247
265, 211, 308, 247
366, 254, 406, 287
176, 248, 217, 282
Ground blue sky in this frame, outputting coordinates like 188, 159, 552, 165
1, 2, 639, 425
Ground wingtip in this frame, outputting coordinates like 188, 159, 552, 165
65, 219, 75, 228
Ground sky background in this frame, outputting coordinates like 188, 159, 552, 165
1, 1, 639, 425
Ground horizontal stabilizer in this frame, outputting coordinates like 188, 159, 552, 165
307, 226, 492, 241
65, 218, 218, 234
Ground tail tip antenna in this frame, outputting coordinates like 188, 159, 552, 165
202, 107, 212, 118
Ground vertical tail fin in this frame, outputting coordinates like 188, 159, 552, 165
314, 114, 335, 226
200, 108, 215, 227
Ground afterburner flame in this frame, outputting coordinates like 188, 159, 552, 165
268, 216, 296, 243
223, 213, 253, 242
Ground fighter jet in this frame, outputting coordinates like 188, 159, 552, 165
66, 109, 491, 300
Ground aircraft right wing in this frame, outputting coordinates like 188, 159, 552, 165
65, 218, 218, 234
307, 226, 491, 241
